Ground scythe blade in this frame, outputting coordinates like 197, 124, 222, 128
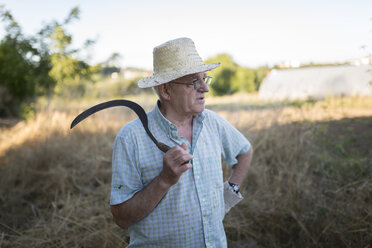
70, 99, 170, 153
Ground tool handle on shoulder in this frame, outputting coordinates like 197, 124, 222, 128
157, 142, 191, 165
157, 142, 171, 153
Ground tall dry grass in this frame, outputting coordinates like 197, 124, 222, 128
0, 94, 371, 247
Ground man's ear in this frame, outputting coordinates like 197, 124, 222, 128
158, 83, 171, 101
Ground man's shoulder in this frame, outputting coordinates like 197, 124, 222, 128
203, 108, 237, 132
116, 118, 144, 139
203, 108, 225, 123
202, 108, 218, 119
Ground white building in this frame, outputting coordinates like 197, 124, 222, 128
259, 65, 372, 100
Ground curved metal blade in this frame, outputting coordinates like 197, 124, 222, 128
70, 100, 166, 151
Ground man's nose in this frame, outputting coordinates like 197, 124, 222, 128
198, 80, 209, 93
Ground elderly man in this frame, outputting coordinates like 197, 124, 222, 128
110, 37, 253, 247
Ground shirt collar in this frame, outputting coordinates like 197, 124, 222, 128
153, 100, 206, 135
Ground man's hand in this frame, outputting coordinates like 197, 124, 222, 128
159, 143, 193, 187
111, 143, 193, 229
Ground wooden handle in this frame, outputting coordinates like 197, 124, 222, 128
157, 142, 190, 164
157, 142, 171, 153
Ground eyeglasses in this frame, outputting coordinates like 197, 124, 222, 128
169, 76, 212, 90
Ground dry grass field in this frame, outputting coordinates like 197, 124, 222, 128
0, 93, 371, 248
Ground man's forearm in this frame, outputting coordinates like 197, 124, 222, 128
111, 144, 193, 229
229, 147, 253, 186
111, 175, 171, 229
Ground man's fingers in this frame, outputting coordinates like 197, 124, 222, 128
166, 145, 193, 162
161, 144, 193, 186
178, 163, 192, 173
176, 154, 193, 165
181, 143, 188, 150
166, 145, 186, 155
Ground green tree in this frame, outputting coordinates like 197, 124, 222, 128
0, 6, 54, 117
0, 6, 97, 117
205, 53, 238, 96
45, 7, 97, 96
48, 25, 92, 95
232, 67, 256, 93
205, 53, 270, 95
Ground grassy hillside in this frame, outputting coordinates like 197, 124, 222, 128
0, 94, 371, 247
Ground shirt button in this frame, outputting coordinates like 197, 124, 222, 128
196, 176, 200, 180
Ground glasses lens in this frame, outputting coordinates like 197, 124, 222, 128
194, 76, 212, 90
205, 76, 212, 85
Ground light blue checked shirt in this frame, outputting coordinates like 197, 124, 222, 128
110, 102, 251, 248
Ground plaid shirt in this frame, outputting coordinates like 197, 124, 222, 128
110, 102, 251, 248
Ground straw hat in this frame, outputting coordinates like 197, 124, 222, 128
138, 37, 221, 88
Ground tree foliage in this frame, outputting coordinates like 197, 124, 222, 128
0, 6, 97, 117
48, 25, 93, 94
205, 54, 268, 96
0, 6, 54, 117
205, 53, 238, 96
42, 7, 98, 96
232, 67, 256, 93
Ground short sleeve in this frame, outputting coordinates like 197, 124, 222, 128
214, 113, 251, 167
110, 132, 143, 205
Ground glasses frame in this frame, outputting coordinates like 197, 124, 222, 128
169, 76, 212, 90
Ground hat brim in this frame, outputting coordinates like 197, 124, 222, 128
138, 62, 221, 88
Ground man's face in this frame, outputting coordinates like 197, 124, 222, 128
167, 72, 209, 116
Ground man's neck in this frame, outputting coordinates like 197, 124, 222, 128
158, 101, 194, 128
158, 101, 194, 145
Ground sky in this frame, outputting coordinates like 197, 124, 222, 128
1, 0, 372, 70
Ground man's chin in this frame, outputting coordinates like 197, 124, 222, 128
194, 105, 205, 114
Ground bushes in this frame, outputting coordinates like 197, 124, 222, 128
0, 6, 95, 118
205, 53, 269, 96
0, 35, 54, 117
232, 67, 256, 93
